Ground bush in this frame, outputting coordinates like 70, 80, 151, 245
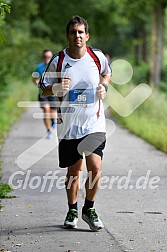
132, 61, 149, 85
158, 81, 167, 93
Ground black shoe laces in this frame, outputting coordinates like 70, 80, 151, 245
66, 209, 78, 221
87, 208, 98, 221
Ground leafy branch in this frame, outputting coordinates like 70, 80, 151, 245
0, 1, 11, 42
0, 2, 10, 16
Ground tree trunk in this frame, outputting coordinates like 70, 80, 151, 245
149, 3, 165, 87
134, 24, 148, 65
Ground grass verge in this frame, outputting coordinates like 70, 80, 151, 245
0, 77, 37, 206
109, 84, 167, 153
0, 184, 13, 198
0, 184, 14, 210
0, 77, 37, 144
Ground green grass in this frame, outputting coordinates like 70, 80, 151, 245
0, 77, 37, 144
0, 184, 13, 198
0, 184, 14, 210
110, 85, 167, 153
0, 77, 36, 203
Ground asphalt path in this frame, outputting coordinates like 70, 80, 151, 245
0, 107, 167, 252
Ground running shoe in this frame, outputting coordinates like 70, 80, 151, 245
64, 209, 78, 229
82, 208, 104, 231
46, 131, 52, 139
52, 123, 57, 129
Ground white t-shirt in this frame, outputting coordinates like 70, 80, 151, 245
41, 48, 111, 140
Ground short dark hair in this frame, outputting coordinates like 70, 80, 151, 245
42, 49, 53, 55
66, 15, 89, 35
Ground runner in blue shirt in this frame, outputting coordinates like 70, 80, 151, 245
32, 49, 57, 139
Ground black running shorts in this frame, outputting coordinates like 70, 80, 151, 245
38, 94, 57, 109
58, 132, 106, 168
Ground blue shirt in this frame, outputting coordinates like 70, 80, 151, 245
36, 62, 47, 77
36, 62, 55, 98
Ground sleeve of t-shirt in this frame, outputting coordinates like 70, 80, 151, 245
95, 51, 112, 77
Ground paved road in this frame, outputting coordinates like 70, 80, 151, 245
0, 107, 167, 252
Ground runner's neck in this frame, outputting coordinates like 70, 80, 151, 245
66, 47, 87, 59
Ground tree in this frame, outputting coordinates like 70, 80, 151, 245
149, 1, 167, 87
118, 0, 167, 87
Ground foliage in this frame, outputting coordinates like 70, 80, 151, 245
0, 1, 10, 16
133, 61, 150, 85
0, 0, 10, 42
0, 0, 166, 87
0, 0, 167, 150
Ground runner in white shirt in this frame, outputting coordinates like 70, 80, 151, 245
41, 48, 110, 139
40, 15, 111, 231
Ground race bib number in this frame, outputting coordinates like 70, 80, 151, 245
69, 88, 94, 106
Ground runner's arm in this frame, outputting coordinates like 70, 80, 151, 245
97, 75, 110, 100
40, 77, 71, 97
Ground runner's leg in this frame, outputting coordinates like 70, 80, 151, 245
85, 153, 102, 201
65, 159, 83, 204
42, 104, 51, 131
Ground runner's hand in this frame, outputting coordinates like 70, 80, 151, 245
61, 77, 71, 91
52, 77, 70, 95
96, 84, 106, 100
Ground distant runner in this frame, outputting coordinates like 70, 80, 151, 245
32, 49, 57, 139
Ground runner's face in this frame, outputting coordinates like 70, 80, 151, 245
42, 51, 53, 64
66, 24, 89, 48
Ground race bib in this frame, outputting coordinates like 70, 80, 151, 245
69, 88, 94, 106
